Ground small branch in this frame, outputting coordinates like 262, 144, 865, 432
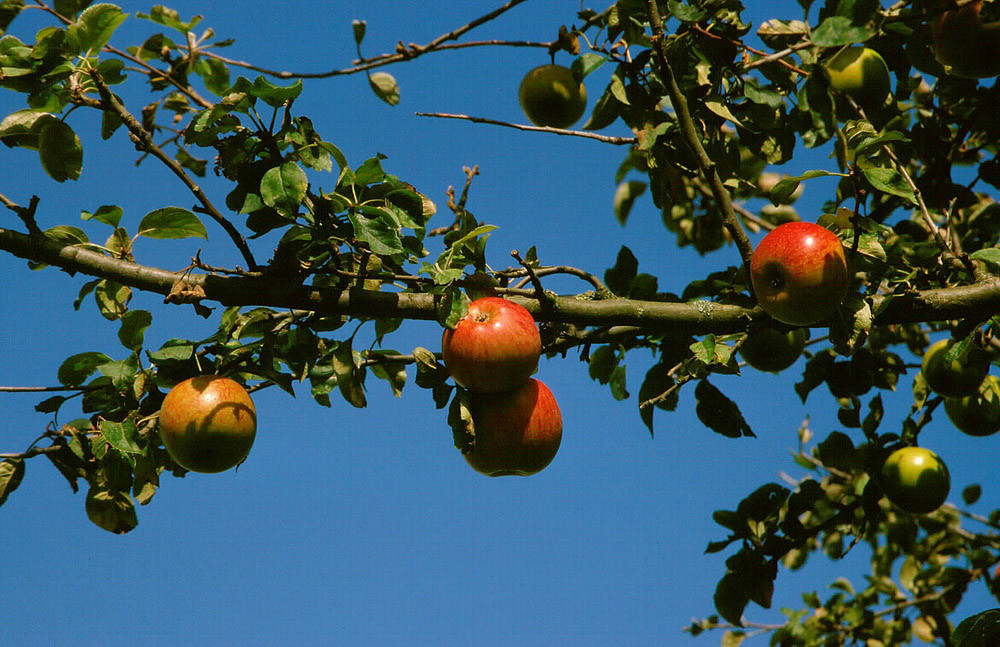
0, 445, 63, 460
511, 249, 550, 302
0, 193, 42, 235
690, 23, 808, 76
88, 68, 259, 270
203, 0, 537, 79
500, 265, 610, 293
0, 385, 89, 393
415, 112, 638, 145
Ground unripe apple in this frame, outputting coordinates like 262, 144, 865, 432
944, 374, 1000, 436
442, 297, 541, 393
518, 64, 587, 129
740, 327, 808, 373
158, 375, 257, 473
750, 222, 850, 326
881, 446, 950, 515
824, 45, 891, 110
464, 378, 563, 477
920, 338, 989, 397
931, 0, 1000, 79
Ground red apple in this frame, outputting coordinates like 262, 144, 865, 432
442, 297, 541, 393
750, 222, 850, 326
464, 378, 563, 477
158, 375, 257, 473
931, 0, 1000, 79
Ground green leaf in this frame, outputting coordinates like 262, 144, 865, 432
57, 351, 113, 386
769, 170, 840, 205
367, 72, 400, 106
811, 16, 873, 47
94, 279, 130, 320
54, 0, 93, 17
862, 167, 916, 204
81, 204, 122, 227
261, 161, 308, 217
369, 351, 406, 397
118, 308, 151, 350
98, 356, 137, 390
952, 609, 1000, 647
100, 420, 141, 454
714, 572, 751, 626
85, 485, 138, 534
0, 458, 25, 507
613, 180, 647, 225
137, 5, 200, 33
604, 246, 638, 296
38, 120, 82, 182
193, 57, 230, 96
695, 379, 755, 438
331, 341, 366, 408
138, 206, 207, 239
0, 1, 26, 37
73, 3, 128, 53
251, 75, 302, 107
971, 248, 1000, 269
348, 208, 405, 256
147, 338, 195, 363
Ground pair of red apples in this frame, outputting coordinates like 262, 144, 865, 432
442, 297, 563, 477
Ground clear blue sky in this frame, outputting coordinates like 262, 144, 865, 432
2, 2, 996, 645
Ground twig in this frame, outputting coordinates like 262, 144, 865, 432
202, 0, 536, 79
0, 385, 89, 392
0, 445, 64, 459
206, 39, 551, 79
511, 249, 551, 303
644, 1, 754, 269
501, 265, 610, 293
88, 68, 259, 270
430, 166, 480, 236
415, 112, 638, 145
690, 23, 808, 76
0, 193, 42, 235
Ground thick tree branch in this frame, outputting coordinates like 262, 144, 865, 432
3, 227, 1000, 333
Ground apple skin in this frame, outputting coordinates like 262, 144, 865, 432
921, 338, 989, 397
824, 45, 891, 110
932, 0, 1000, 79
158, 375, 257, 473
518, 64, 587, 129
881, 446, 950, 515
464, 378, 563, 477
944, 374, 1000, 437
750, 222, 850, 326
740, 327, 808, 373
442, 297, 542, 393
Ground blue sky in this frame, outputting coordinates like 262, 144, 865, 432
2, 2, 997, 645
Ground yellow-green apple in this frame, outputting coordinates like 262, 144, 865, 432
518, 64, 587, 128
750, 221, 850, 326
944, 374, 1000, 436
740, 327, 808, 373
464, 378, 563, 477
158, 375, 257, 473
881, 446, 951, 514
442, 297, 541, 393
824, 45, 891, 110
921, 338, 989, 397
932, 0, 1000, 79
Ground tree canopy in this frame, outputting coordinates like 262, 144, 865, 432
3, 0, 1000, 644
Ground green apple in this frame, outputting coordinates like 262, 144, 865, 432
518, 64, 587, 129
921, 338, 989, 397
881, 446, 950, 515
750, 221, 850, 326
824, 45, 891, 110
740, 327, 808, 373
944, 374, 1000, 436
